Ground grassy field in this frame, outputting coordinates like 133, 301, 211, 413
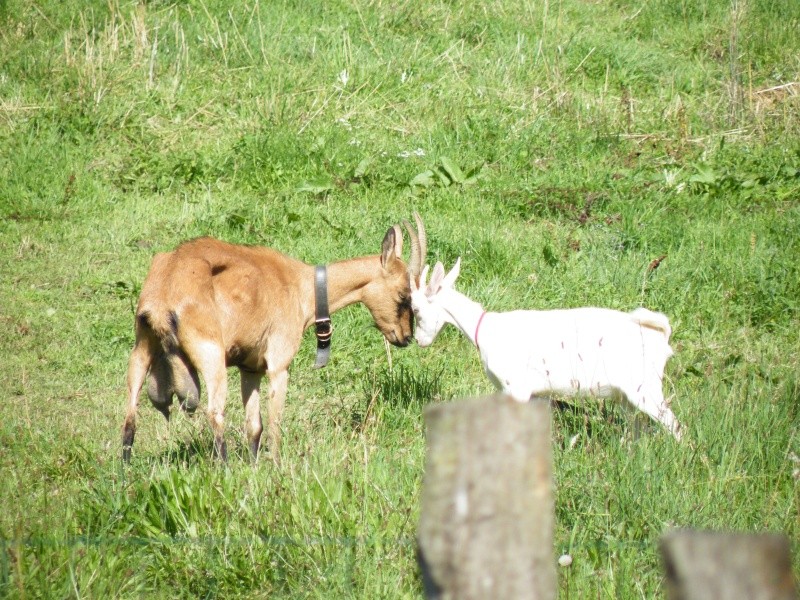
1, 0, 798, 596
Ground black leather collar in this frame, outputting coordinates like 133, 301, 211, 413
314, 265, 332, 368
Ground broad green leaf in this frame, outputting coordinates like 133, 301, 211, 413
409, 170, 435, 187
439, 156, 465, 183
463, 163, 488, 185
354, 157, 373, 179
296, 177, 334, 194
689, 165, 718, 184
434, 166, 452, 186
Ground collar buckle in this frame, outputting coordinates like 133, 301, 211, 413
314, 265, 332, 368
315, 317, 333, 346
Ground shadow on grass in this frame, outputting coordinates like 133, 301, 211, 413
155, 437, 215, 466
550, 397, 632, 446
352, 366, 442, 431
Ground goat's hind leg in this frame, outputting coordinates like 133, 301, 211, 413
192, 345, 228, 461
122, 333, 156, 463
179, 329, 229, 461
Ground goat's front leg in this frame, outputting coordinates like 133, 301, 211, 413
263, 334, 300, 466
265, 367, 288, 466
240, 369, 264, 461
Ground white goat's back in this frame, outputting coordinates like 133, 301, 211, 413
480, 307, 673, 405
480, 305, 681, 439
629, 307, 672, 345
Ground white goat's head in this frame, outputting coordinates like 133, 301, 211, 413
409, 257, 461, 347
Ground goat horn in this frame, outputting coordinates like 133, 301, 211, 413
403, 213, 427, 280
414, 211, 427, 271
403, 220, 419, 278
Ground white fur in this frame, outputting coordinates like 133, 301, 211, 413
411, 258, 682, 440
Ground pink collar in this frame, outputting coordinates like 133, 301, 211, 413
474, 311, 487, 351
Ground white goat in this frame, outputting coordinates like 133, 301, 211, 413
410, 258, 682, 440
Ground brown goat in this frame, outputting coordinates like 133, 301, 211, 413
122, 215, 427, 463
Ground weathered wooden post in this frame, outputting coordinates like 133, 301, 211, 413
660, 530, 798, 600
417, 394, 555, 600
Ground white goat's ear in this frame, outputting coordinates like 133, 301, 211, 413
442, 257, 461, 289
427, 262, 446, 296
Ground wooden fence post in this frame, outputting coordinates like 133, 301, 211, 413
417, 394, 555, 600
660, 530, 798, 600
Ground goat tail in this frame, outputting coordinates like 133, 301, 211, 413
629, 308, 672, 343
137, 309, 180, 351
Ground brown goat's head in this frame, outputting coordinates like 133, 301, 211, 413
363, 213, 427, 347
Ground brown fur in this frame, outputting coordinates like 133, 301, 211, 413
122, 224, 417, 464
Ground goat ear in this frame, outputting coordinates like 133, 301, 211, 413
442, 257, 461, 289
380, 225, 402, 268
427, 261, 445, 295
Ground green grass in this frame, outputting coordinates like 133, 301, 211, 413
1, 0, 798, 596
